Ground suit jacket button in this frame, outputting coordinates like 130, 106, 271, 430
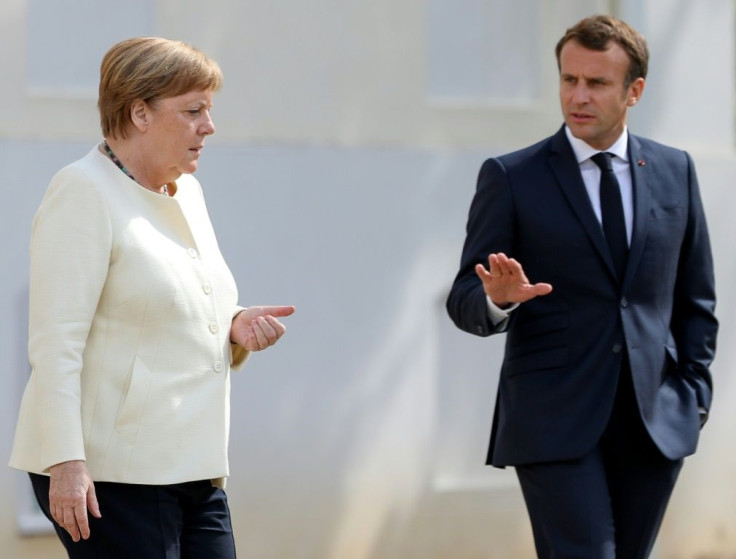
612, 343, 623, 354
620, 297, 629, 308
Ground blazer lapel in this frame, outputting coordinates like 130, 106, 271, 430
548, 128, 619, 280
623, 134, 652, 287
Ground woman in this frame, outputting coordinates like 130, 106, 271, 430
9, 37, 294, 558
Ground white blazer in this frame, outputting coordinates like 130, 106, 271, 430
10, 147, 249, 486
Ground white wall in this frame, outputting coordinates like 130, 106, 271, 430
1, 1, 735, 558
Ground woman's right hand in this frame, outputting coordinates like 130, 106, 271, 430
230, 306, 295, 351
48, 460, 101, 542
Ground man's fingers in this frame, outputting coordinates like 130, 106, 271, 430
521, 283, 553, 300
477, 262, 516, 280
475, 263, 493, 279
533, 282, 554, 296
487, 253, 519, 278
504, 258, 523, 275
480, 253, 553, 304
496, 258, 524, 278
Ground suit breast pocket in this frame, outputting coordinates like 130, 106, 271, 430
650, 204, 684, 221
643, 204, 687, 258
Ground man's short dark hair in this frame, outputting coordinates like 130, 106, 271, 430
555, 14, 649, 87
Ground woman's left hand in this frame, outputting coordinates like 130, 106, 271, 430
230, 306, 295, 351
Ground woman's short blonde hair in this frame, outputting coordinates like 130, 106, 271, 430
98, 37, 223, 139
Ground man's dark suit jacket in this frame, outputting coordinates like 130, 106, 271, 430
447, 126, 717, 467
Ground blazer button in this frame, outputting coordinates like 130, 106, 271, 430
620, 297, 629, 308
213, 361, 224, 373
612, 343, 623, 354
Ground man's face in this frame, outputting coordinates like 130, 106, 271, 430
559, 40, 644, 150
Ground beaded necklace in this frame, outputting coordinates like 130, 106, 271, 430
102, 141, 168, 196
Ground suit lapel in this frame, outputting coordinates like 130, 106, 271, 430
623, 134, 652, 287
547, 128, 619, 280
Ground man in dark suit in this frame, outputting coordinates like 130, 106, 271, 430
446, 14, 717, 558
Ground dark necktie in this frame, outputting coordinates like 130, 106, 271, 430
591, 152, 628, 280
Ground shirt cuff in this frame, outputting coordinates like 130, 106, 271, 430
486, 296, 519, 326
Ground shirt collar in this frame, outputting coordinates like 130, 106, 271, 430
564, 126, 629, 164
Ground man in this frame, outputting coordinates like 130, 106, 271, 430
446, 15, 717, 558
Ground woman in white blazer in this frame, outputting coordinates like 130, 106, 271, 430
9, 37, 294, 558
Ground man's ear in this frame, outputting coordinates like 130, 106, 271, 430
130, 100, 149, 131
627, 77, 645, 107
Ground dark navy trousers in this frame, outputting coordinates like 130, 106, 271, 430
30, 474, 236, 559
515, 361, 683, 558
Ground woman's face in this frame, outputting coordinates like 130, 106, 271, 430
143, 88, 215, 184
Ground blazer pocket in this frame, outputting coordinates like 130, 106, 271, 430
115, 356, 153, 441
649, 204, 684, 220
504, 346, 569, 377
509, 311, 568, 341
664, 344, 678, 365
504, 311, 569, 376
503, 311, 569, 377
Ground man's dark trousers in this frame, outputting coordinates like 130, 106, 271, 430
515, 354, 683, 558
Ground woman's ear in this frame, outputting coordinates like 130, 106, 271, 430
130, 100, 149, 132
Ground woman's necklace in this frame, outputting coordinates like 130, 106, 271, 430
102, 141, 168, 196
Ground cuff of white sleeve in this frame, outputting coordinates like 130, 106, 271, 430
486, 295, 519, 326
